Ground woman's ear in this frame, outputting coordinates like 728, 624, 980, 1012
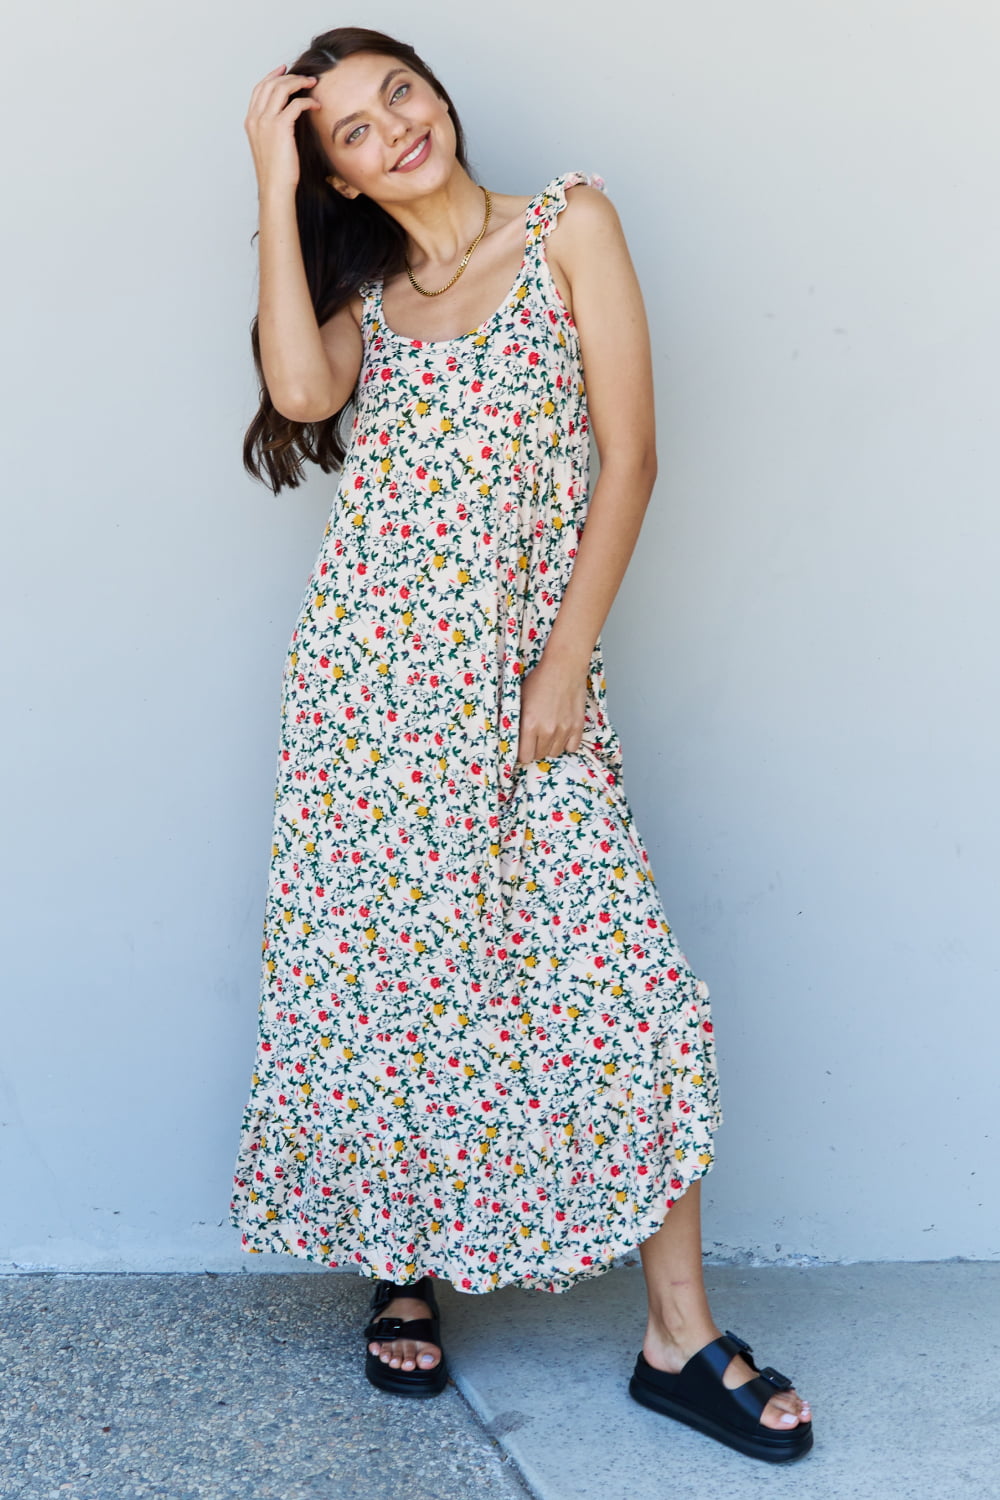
326, 174, 361, 199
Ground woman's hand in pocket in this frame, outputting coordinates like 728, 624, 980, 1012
516, 654, 590, 765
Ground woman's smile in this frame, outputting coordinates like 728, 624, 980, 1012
392, 131, 431, 172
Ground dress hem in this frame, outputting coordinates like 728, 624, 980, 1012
227, 1105, 723, 1295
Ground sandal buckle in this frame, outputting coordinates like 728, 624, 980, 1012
759, 1365, 794, 1391
723, 1329, 754, 1355
368, 1317, 405, 1340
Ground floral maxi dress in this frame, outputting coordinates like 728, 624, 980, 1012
229, 172, 723, 1294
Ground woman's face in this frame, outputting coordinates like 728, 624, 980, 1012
310, 51, 456, 202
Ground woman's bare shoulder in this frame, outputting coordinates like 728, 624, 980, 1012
552, 181, 621, 244
546, 183, 624, 304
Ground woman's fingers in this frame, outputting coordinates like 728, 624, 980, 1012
244, 73, 319, 140
247, 69, 318, 118
243, 68, 322, 191
246, 64, 287, 111
263, 93, 321, 125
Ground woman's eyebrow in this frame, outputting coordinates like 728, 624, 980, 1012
330, 67, 409, 139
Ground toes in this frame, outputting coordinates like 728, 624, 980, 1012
722, 1354, 811, 1430
762, 1392, 811, 1429
370, 1338, 440, 1372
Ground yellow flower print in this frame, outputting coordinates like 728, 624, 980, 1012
228, 175, 721, 1296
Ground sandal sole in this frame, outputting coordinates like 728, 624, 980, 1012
365, 1352, 450, 1398
629, 1373, 814, 1463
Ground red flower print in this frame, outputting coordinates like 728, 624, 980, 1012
228, 173, 720, 1298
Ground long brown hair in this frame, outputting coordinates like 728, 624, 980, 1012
243, 27, 473, 494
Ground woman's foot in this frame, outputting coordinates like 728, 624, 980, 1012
642, 1316, 811, 1429
367, 1293, 443, 1374
638, 1181, 812, 1432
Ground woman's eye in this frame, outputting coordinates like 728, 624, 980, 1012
344, 85, 409, 145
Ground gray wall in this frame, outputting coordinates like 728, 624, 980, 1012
2, 1, 998, 1270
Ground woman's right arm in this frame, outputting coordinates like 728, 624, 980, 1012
245, 65, 363, 422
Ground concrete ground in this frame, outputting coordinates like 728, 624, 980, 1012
0, 1272, 530, 1500
2, 1261, 998, 1500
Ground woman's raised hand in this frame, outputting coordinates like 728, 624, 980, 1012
244, 64, 321, 196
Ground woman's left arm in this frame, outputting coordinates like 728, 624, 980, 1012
516, 186, 658, 764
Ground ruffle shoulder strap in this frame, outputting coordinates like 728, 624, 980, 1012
525, 171, 607, 244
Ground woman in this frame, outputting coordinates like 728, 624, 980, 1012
230, 25, 813, 1463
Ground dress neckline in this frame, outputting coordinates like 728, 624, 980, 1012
371, 180, 555, 349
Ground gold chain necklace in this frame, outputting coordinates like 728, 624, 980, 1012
405, 185, 492, 297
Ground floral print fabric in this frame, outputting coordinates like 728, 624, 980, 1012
229, 172, 723, 1293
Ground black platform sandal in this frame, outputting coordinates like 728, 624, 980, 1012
629, 1329, 814, 1463
363, 1275, 449, 1398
